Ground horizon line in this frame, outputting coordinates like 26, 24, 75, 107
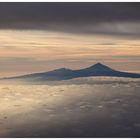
1, 62, 140, 79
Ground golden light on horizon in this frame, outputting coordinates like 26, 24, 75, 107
0, 29, 140, 77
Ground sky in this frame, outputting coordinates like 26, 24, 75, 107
0, 3, 140, 77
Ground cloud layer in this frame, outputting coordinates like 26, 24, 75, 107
0, 3, 140, 38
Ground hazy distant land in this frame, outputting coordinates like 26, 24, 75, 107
1, 63, 140, 85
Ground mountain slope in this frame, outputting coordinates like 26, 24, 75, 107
5, 63, 140, 81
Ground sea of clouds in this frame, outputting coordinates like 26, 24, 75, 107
0, 77, 140, 137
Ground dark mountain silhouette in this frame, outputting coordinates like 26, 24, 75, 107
5, 63, 140, 81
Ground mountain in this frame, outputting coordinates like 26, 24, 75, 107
5, 63, 140, 81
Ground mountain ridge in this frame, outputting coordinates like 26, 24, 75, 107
3, 63, 140, 81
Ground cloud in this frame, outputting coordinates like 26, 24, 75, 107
0, 3, 140, 25
0, 57, 38, 66
0, 3, 140, 38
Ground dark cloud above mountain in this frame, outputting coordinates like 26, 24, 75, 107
0, 3, 140, 25
0, 3, 140, 38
